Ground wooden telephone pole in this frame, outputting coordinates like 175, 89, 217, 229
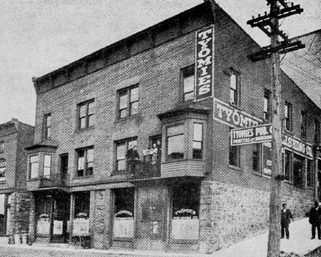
247, 1, 304, 257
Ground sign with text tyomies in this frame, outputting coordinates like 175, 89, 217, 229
195, 25, 214, 101
231, 124, 272, 146
214, 98, 262, 128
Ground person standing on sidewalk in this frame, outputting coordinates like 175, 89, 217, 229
281, 203, 293, 239
309, 201, 321, 239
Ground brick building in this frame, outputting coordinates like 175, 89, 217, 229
26, 2, 321, 253
0, 118, 34, 240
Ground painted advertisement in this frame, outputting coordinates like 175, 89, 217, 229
231, 124, 272, 145
195, 25, 214, 101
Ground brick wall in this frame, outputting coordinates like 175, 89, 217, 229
11, 192, 31, 234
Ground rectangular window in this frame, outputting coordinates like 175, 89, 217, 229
229, 128, 240, 167
118, 85, 139, 119
193, 123, 203, 159
300, 111, 307, 139
182, 66, 195, 102
113, 188, 135, 238
76, 147, 94, 177
0, 141, 4, 153
253, 144, 260, 172
307, 159, 313, 188
229, 71, 240, 106
115, 139, 137, 172
167, 124, 184, 160
44, 113, 51, 139
262, 142, 272, 176
78, 99, 95, 130
315, 119, 320, 144
171, 182, 200, 240
283, 150, 291, 181
43, 155, 51, 178
284, 102, 292, 131
293, 154, 305, 189
0, 159, 6, 181
264, 90, 271, 121
74, 192, 90, 219
29, 155, 39, 179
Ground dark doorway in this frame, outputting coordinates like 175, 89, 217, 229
60, 154, 68, 184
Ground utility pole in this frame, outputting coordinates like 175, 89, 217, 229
247, 1, 304, 257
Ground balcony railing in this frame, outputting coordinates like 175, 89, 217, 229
130, 159, 161, 179
39, 173, 69, 188
27, 173, 69, 191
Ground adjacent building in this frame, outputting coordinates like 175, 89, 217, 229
26, 2, 321, 253
0, 118, 34, 240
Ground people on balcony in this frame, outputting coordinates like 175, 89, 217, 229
126, 145, 140, 174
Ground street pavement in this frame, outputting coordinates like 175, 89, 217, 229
0, 218, 320, 257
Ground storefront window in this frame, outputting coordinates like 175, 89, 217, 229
167, 124, 184, 160
253, 144, 260, 172
293, 154, 305, 189
113, 188, 135, 238
0, 195, 6, 235
171, 182, 200, 240
37, 199, 51, 235
73, 192, 90, 236
307, 159, 313, 188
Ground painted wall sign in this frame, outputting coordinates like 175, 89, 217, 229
214, 98, 262, 128
195, 25, 214, 101
231, 124, 272, 146
282, 133, 313, 158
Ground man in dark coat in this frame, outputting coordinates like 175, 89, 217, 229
281, 203, 293, 239
126, 145, 140, 174
309, 201, 321, 239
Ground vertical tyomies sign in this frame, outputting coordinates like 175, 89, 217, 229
195, 25, 214, 101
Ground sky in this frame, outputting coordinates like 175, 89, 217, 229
0, 0, 320, 125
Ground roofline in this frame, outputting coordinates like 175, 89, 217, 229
34, 2, 207, 83
291, 29, 321, 40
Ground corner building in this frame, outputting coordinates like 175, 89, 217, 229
27, 2, 321, 253
0, 119, 34, 241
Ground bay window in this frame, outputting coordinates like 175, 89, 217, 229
167, 124, 184, 160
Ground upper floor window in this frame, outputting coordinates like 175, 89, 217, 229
193, 123, 203, 159
229, 70, 240, 106
253, 144, 260, 172
182, 65, 195, 102
284, 102, 292, 131
229, 128, 240, 167
44, 113, 51, 139
76, 147, 94, 177
0, 158, 6, 181
315, 119, 320, 144
115, 138, 137, 172
264, 90, 271, 121
118, 85, 139, 119
167, 124, 184, 160
300, 111, 307, 139
29, 155, 39, 179
0, 141, 4, 153
43, 155, 52, 178
78, 99, 95, 130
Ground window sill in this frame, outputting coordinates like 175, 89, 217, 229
74, 126, 95, 134
0, 179, 5, 183
73, 175, 94, 180
114, 114, 139, 123
229, 165, 241, 171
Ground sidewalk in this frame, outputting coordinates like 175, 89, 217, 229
0, 218, 320, 257
213, 218, 321, 257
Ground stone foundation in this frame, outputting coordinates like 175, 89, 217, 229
199, 181, 313, 253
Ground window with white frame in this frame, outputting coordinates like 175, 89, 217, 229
29, 155, 39, 179
193, 123, 203, 159
284, 102, 292, 131
78, 99, 95, 130
44, 113, 51, 139
43, 155, 52, 178
76, 147, 94, 177
182, 65, 195, 102
166, 124, 184, 160
118, 85, 139, 119
0, 159, 6, 181
229, 71, 240, 106
115, 138, 137, 172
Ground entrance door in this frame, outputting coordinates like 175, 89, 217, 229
135, 186, 167, 251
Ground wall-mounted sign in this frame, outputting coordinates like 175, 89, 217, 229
53, 220, 63, 235
231, 124, 272, 146
113, 219, 134, 238
214, 98, 262, 128
282, 133, 313, 158
195, 25, 214, 101
73, 218, 89, 236
263, 142, 272, 176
